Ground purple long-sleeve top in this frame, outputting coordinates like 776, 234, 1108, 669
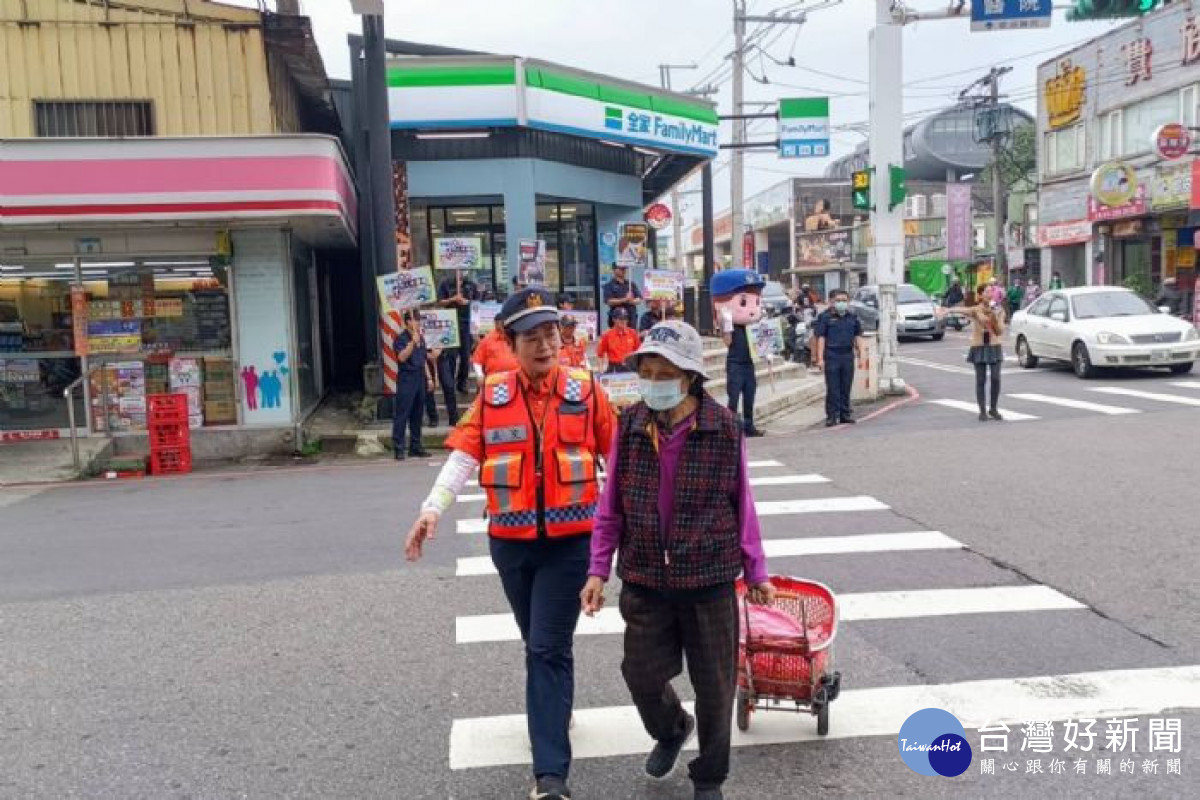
589, 412, 769, 585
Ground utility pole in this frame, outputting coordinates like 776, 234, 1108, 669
869, 0, 905, 394
660, 63, 698, 273
730, 0, 747, 266
988, 67, 1010, 281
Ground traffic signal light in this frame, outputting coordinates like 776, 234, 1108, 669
1067, 0, 1160, 21
888, 165, 907, 212
852, 169, 871, 211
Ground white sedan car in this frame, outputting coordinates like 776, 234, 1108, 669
1010, 287, 1200, 379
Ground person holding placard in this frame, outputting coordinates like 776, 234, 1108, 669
437, 272, 479, 396
392, 310, 432, 460
603, 264, 642, 326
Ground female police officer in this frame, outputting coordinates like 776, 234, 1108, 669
405, 288, 616, 800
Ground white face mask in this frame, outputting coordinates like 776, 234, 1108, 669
639, 378, 687, 411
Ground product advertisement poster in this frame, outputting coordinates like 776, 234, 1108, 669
616, 223, 649, 270
518, 239, 547, 287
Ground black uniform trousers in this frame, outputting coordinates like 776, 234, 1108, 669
824, 351, 855, 421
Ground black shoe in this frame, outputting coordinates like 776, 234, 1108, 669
645, 713, 696, 779
978, 412, 988, 422
393, 450, 407, 461
530, 775, 571, 800
988, 409, 1004, 421
839, 416, 856, 424
694, 787, 725, 800
745, 427, 766, 438
456, 384, 469, 395
409, 448, 432, 458
427, 418, 439, 428
825, 417, 838, 428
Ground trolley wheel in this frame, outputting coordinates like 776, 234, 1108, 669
736, 687, 752, 732
816, 701, 830, 736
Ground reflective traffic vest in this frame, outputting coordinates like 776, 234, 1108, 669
478, 368, 600, 540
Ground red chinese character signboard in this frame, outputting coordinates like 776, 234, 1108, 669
742, 231, 755, 269
71, 286, 89, 357
644, 203, 672, 230
1153, 123, 1192, 160
1122, 38, 1153, 86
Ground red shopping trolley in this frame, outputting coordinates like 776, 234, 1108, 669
735, 575, 841, 735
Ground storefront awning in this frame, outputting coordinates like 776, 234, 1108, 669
0, 135, 357, 248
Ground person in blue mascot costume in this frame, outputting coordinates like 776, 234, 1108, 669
711, 269, 766, 437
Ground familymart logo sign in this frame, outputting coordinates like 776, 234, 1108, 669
603, 106, 718, 153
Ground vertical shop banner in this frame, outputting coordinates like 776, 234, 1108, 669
393, 161, 412, 271
377, 266, 436, 313
232, 230, 293, 425
642, 270, 684, 303
742, 231, 755, 269
518, 239, 547, 287
617, 223, 649, 270
945, 183, 973, 261
599, 230, 618, 274
71, 287, 89, 357
421, 309, 461, 350
434, 237, 484, 271
778, 97, 830, 159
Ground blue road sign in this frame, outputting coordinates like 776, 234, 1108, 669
971, 0, 1053, 31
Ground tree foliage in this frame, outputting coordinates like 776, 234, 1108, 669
980, 123, 1036, 191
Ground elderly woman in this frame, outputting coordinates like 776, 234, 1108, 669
406, 287, 616, 800
580, 320, 774, 800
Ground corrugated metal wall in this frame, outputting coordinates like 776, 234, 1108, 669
0, 0, 281, 137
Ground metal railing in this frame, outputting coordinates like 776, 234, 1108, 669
64, 376, 86, 473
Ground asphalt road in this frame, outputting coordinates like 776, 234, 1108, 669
2, 340, 1198, 799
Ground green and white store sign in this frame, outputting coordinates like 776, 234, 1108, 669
388, 58, 719, 158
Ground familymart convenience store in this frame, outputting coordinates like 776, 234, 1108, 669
384, 53, 719, 313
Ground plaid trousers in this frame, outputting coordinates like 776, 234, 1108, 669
618, 581, 739, 789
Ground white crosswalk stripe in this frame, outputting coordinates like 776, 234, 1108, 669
1006, 393, 1140, 416
463, 459, 788, 488
455, 494, 885, 532
455, 530, 963, 576
448, 664, 1200, 770
1168, 380, 1200, 389
454, 585, 1085, 644
1090, 386, 1200, 407
926, 398, 1040, 421
456, 472, 832, 503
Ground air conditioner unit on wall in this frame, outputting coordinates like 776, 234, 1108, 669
905, 194, 928, 219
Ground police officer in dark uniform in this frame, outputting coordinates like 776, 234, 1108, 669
813, 289, 865, 428
393, 310, 433, 459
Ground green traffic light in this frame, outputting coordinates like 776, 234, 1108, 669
1067, 0, 1160, 20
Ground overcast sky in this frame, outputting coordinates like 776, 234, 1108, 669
233, 1, 1119, 222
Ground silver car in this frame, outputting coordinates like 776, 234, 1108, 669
850, 284, 945, 341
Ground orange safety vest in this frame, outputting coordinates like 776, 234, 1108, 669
478, 368, 600, 540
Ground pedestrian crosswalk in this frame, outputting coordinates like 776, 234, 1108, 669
433, 456, 1200, 792
920, 380, 1200, 424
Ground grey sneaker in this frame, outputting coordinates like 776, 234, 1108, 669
530, 775, 571, 800
645, 712, 696, 779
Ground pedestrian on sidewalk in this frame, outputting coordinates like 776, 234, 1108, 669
597, 308, 639, 373
954, 296, 1007, 421
580, 320, 775, 800
437, 272, 479, 394
392, 310, 431, 459
405, 288, 616, 800
714, 269, 766, 438
813, 289, 865, 427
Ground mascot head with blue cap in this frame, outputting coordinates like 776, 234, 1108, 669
710, 268, 765, 328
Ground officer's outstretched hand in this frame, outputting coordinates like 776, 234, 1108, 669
405, 511, 440, 561
580, 576, 606, 616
